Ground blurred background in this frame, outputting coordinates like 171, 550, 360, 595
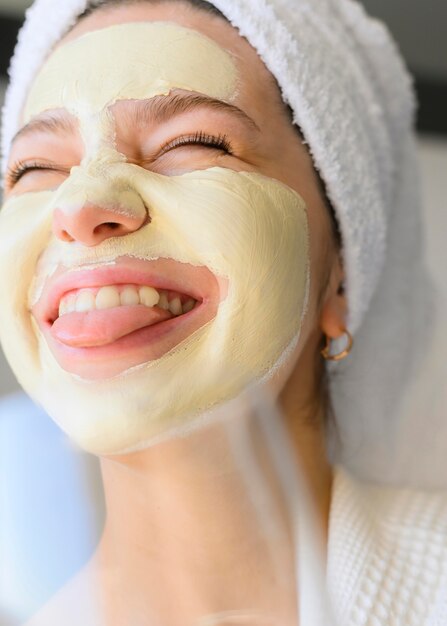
0, 1, 446, 624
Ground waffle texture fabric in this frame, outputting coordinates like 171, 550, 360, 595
327, 467, 447, 626
0, 0, 434, 486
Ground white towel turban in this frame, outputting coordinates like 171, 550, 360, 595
0, 0, 433, 485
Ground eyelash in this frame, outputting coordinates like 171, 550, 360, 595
6, 132, 233, 187
160, 131, 233, 155
6, 160, 59, 186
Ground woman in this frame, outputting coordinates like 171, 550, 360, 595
1, 0, 446, 624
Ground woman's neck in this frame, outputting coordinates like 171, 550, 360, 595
94, 405, 333, 626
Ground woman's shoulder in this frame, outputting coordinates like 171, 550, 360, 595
328, 465, 447, 626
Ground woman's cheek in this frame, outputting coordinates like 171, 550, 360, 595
0, 191, 54, 395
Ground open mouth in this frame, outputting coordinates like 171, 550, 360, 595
32, 257, 224, 379
50, 283, 200, 348
57, 284, 197, 319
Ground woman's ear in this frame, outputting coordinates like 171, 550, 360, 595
320, 256, 348, 340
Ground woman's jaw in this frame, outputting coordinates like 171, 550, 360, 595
0, 165, 310, 454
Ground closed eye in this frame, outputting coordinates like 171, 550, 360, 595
6, 160, 70, 187
158, 132, 233, 157
5, 133, 234, 191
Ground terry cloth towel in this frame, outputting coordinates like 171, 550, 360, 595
0, 0, 435, 487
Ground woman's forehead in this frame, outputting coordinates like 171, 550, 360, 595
23, 2, 284, 131
24, 21, 240, 124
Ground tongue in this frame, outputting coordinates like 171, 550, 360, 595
51, 305, 173, 347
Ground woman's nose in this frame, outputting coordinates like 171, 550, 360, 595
52, 202, 148, 247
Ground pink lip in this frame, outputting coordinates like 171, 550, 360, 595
32, 256, 225, 379
41, 263, 206, 326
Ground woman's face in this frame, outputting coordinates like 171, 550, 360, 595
0, 2, 341, 454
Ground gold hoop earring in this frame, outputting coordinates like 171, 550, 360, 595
321, 330, 353, 362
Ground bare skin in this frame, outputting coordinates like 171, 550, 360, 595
6, 2, 348, 624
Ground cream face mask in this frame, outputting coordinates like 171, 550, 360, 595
0, 22, 310, 455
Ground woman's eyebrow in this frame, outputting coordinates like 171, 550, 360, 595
11, 114, 77, 146
10, 94, 260, 147
123, 93, 261, 132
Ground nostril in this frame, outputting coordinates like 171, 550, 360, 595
93, 222, 122, 236
60, 229, 75, 243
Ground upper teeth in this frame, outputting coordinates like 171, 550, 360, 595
58, 285, 196, 318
